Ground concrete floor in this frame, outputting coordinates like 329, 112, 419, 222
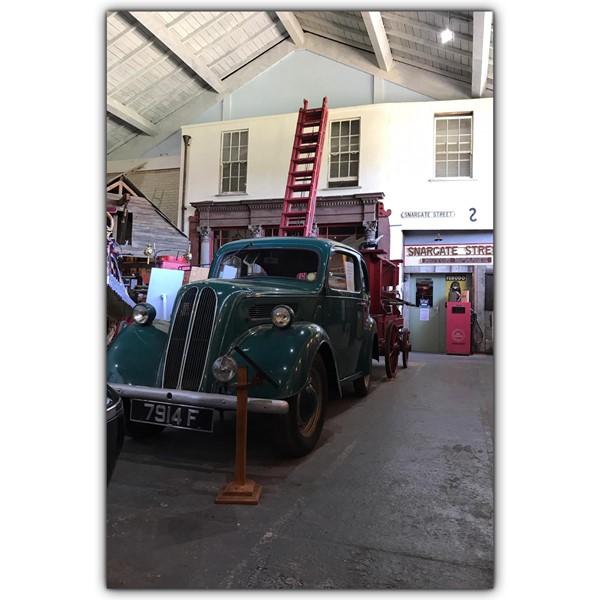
106, 351, 494, 590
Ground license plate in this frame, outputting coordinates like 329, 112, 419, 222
130, 399, 214, 432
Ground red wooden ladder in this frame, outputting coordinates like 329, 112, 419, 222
279, 97, 329, 236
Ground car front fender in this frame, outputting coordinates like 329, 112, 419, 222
231, 322, 337, 399
106, 321, 169, 386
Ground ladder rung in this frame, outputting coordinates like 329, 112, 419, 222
299, 132, 319, 142
283, 198, 310, 204
281, 99, 327, 238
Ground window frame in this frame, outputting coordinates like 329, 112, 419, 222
220, 129, 249, 194
328, 118, 360, 188
114, 210, 132, 246
433, 112, 473, 180
327, 251, 362, 294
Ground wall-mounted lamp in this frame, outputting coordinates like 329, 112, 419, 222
144, 242, 154, 264
434, 233, 443, 242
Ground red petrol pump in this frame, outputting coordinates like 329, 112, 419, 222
446, 302, 471, 355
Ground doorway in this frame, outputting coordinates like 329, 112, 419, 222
408, 273, 474, 353
407, 274, 448, 353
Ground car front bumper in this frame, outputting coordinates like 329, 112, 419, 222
107, 382, 289, 415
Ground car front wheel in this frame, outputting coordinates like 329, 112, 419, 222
273, 354, 327, 457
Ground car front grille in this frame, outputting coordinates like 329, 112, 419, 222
162, 287, 217, 391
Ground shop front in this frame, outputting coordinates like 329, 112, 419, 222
188, 192, 389, 267
401, 232, 493, 354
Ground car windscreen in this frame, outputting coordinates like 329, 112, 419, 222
215, 247, 320, 281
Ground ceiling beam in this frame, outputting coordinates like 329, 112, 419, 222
195, 12, 263, 51
382, 12, 471, 44
388, 46, 471, 84
107, 39, 297, 160
471, 11, 493, 98
207, 29, 284, 72
128, 11, 226, 94
107, 97, 159, 136
276, 11, 305, 46
361, 11, 393, 71
180, 12, 231, 43
299, 12, 368, 41
385, 27, 472, 61
303, 32, 470, 100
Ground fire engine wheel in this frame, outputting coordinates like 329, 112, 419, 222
385, 323, 401, 378
273, 354, 327, 457
122, 399, 166, 439
401, 329, 410, 369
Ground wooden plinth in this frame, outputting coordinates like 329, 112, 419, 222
214, 367, 263, 505
215, 479, 262, 505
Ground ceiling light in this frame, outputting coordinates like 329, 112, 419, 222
441, 12, 455, 44
440, 28, 454, 44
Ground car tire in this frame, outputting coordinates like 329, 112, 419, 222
273, 354, 327, 457
123, 398, 166, 438
353, 359, 372, 397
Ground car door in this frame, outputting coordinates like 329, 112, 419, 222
323, 250, 364, 379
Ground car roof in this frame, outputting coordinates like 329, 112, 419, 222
216, 236, 360, 254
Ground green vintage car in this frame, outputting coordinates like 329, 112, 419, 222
107, 236, 377, 457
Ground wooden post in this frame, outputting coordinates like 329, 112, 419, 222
215, 366, 262, 504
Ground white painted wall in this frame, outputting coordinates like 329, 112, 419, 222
384, 98, 494, 259
139, 51, 434, 160
180, 97, 493, 262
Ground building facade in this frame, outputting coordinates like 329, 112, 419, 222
177, 97, 493, 353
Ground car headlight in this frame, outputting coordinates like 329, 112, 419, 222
132, 303, 156, 325
212, 355, 238, 382
271, 305, 294, 328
